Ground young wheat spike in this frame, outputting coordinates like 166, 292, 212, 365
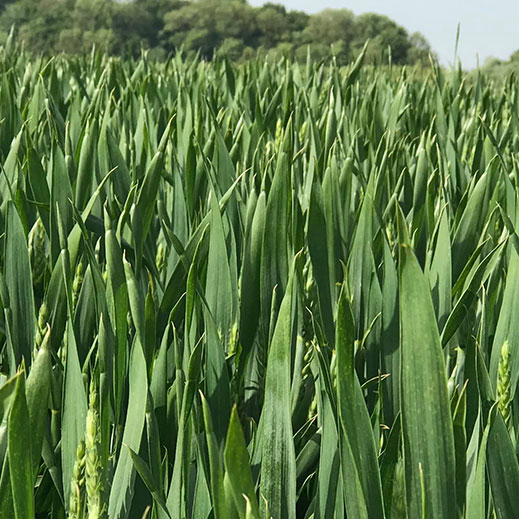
34, 301, 48, 350
85, 380, 106, 519
28, 217, 47, 285
69, 439, 86, 519
497, 340, 512, 429
155, 242, 165, 272
72, 260, 85, 309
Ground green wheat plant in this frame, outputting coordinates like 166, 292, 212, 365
0, 43, 517, 519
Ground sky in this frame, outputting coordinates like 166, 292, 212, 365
248, 0, 519, 69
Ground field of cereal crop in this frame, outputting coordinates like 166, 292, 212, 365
0, 46, 516, 518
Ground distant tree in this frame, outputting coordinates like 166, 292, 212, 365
352, 13, 411, 64
254, 4, 308, 55
162, 0, 255, 59
217, 37, 245, 61
299, 9, 355, 64
0, 0, 435, 66
64, 0, 114, 53
303, 9, 355, 47
213, 1, 256, 44
255, 3, 288, 48
407, 32, 434, 65
482, 50, 519, 81
111, 0, 157, 55
0, 0, 116, 54
286, 9, 308, 36
0, 0, 72, 53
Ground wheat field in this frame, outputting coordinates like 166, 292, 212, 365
0, 45, 516, 518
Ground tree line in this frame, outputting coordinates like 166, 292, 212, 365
0, 0, 434, 64
482, 50, 519, 79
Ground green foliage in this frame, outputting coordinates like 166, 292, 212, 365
0, 42, 517, 518
0, 0, 433, 65
352, 13, 411, 64
482, 49, 519, 81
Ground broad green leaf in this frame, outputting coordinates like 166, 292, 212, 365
466, 419, 488, 519
109, 337, 148, 519
167, 340, 203, 517
25, 329, 52, 479
4, 201, 35, 370
8, 373, 35, 519
224, 406, 260, 519
307, 177, 334, 344
486, 405, 519, 519
489, 245, 519, 397
260, 152, 290, 337
127, 446, 170, 517
61, 323, 87, 508
201, 393, 228, 519
336, 288, 385, 519
239, 191, 265, 367
398, 213, 457, 519
259, 270, 296, 519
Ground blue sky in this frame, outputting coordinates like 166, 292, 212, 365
248, 0, 519, 69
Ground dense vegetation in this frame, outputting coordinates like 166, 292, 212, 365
483, 50, 519, 79
0, 43, 518, 519
0, 0, 433, 65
